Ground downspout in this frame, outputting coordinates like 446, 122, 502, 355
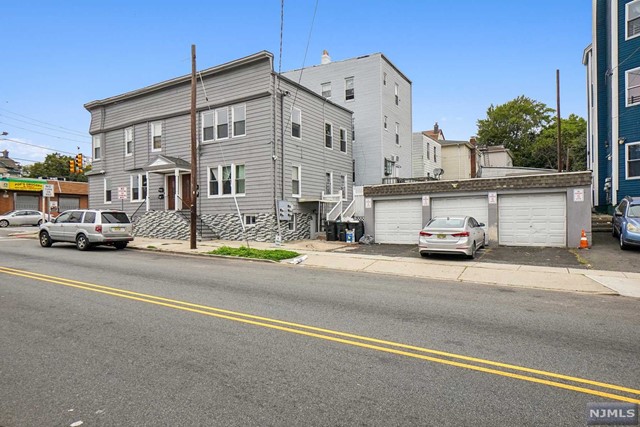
611, 0, 619, 205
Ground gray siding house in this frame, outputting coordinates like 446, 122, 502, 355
282, 51, 412, 187
84, 51, 353, 242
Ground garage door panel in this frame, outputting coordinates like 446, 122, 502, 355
499, 194, 566, 247
432, 197, 489, 232
375, 199, 422, 244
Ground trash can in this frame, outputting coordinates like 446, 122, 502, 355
354, 221, 365, 242
336, 221, 348, 242
345, 229, 355, 243
325, 221, 337, 241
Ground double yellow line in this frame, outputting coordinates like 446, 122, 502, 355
2, 265, 639, 404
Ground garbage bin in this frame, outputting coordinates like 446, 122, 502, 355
336, 221, 348, 242
353, 220, 365, 242
325, 221, 337, 241
345, 229, 355, 243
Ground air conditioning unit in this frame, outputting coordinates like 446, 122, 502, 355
391, 155, 400, 162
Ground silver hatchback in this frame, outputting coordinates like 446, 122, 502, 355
39, 209, 134, 251
418, 216, 486, 259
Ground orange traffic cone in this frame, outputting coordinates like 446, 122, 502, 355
579, 229, 589, 249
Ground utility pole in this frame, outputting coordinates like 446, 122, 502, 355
190, 44, 197, 249
556, 69, 562, 172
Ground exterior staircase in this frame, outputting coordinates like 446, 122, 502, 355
175, 210, 219, 240
592, 213, 613, 233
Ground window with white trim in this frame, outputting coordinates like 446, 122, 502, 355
384, 116, 388, 130
292, 165, 301, 197
288, 214, 296, 231
626, 67, 640, 107
341, 175, 348, 201
321, 82, 331, 98
291, 107, 301, 139
151, 122, 162, 152
627, 0, 640, 39
395, 122, 400, 145
325, 123, 333, 149
93, 134, 102, 160
104, 177, 112, 203
244, 214, 256, 227
340, 128, 347, 153
202, 111, 214, 142
394, 83, 399, 105
325, 172, 333, 194
208, 164, 246, 197
232, 105, 246, 137
345, 77, 354, 100
383, 72, 387, 85
125, 127, 134, 156
627, 141, 640, 179
131, 174, 147, 201
426, 142, 431, 160
215, 108, 229, 139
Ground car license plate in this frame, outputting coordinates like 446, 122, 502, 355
437, 234, 446, 239
112, 227, 124, 232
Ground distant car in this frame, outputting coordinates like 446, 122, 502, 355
612, 196, 640, 250
419, 216, 486, 259
39, 209, 134, 251
0, 210, 49, 227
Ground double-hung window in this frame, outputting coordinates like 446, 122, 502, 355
339, 128, 347, 153
202, 111, 215, 142
292, 165, 301, 197
627, 142, 640, 179
325, 172, 333, 194
131, 174, 147, 201
426, 143, 431, 160
124, 127, 134, 156
626, 67, 640, 107
345, 77, 354, 100
104, 177, 112, 203
151, 122, 162, 152
325, 123, 333, 149
208, 164, 246, 197
394, 83, 399, 106
395, 123, 400, 145
384, 116, 388, 130
341, 175, 348, 201
216, 108, 229, 139
627, 0, 640, 39
202, 106, 247, 142
291, 107, 301, 139
321, 82, 331, 98
93, 134, 102, 160
232, 105, 246, 137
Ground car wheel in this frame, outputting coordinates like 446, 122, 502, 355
467, 242, 476, 259
76, 234, 91, 251
620, 233, 628, 250
0, 220, 8, 228
39, 231, 53, 247
37, 219, 43, 226
420, 252, 429, 258
114, 242, 128, 250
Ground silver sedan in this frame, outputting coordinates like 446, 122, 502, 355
418, 216, 486, 259
0, 210, 49, 227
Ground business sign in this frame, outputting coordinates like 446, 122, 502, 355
0, 178, 46, 192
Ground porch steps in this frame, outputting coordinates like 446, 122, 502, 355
591, 213, 613, 233
175, 210, 219, 240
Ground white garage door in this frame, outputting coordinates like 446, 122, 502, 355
499, 193, 566, 247
374, 199, 423, 244
432, 197, 489, 233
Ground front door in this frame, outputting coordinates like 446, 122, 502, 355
181, 174, 191, 209
167, 176, 176, 210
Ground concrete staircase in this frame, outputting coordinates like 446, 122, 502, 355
592, 213, 613, 233
175, 210, 219, 240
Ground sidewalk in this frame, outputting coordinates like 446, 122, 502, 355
127, 237, 640, 298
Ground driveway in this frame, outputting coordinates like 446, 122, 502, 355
339, 232, 640, 273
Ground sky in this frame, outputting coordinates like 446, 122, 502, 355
0, 0, 592, 166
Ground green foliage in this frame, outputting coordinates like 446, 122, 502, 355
22, 152, 91, 181
476, 95, 554, 167
532, 114, 587, 171
208, 246, 300, 261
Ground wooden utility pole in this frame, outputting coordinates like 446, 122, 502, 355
190, 44, 197, 249
556, 69, 562, 172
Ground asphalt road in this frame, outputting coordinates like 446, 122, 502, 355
1, 235, 639, 426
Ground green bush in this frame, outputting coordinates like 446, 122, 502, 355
208, 246, 300, 261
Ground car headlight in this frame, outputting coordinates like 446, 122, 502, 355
627, 223, 639, 232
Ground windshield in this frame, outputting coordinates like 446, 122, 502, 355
101, 212, 131, 224
629, 204, 640, 218
426, 218, 465, 229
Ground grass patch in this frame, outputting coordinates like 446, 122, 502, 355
208, 246, 300, 261
147, 245, 157, 249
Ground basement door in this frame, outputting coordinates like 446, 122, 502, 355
498, 193, 566, 247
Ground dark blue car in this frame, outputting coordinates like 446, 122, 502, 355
612, 196, 640, 250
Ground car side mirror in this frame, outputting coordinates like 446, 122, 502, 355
477, 223, 485, 227
614, 211, 622, 217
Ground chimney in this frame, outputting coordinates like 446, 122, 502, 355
2, 150, 8, 159
469, 137, 478, 178
321, 50, 331, 65
433, 122, 439, 134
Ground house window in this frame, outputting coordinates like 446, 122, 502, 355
341, 175, 348, 201
321, 82, 331, 98
340, 128, 347, 153
383, 72, 387, 85
232, 105, 246, 137
288, 214, 296, 231
104, 177, 112, 203
345, 77, 354, 100
627, 142, 640, 179
208, 164, 246, 197
384, 159, 394, 176
151, 122, 162, 152
325, 123, 333, 149
216, 108, 229, 139
395, 83, 400, 106
626, 67, 640, 107
125, 127, 134, 156
427, 142, 431, 160
202, 111, 215, 142
352, 159, 356, 182
395, 123, 400, 145
384, 116, 388, 130
291, 107, 301, 139
627, 0, 640, 39
93, 134, 102, 160
325, 172, 333, 194
292, 165, 301, 197
434, 146, 438, 162
244, 214, 257, 227
131, 174, 147, 201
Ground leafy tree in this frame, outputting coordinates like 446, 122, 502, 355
476, 96, 554, 167
532, 114, 587, 171
22, 153, 91, 182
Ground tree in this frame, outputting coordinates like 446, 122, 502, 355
22, 153, 91, 182
476, 96, 554, 167
532, 114, 587, 171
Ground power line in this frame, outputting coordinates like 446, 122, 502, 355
0, 107, 89, 137
0, 115, 90, 139
0, 122, 90, 144
0, 137, 80, 157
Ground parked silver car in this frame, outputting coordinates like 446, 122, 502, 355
39, 209, 133, 251
0, 210, 50, 227
418, 216, 486, 259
